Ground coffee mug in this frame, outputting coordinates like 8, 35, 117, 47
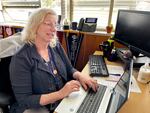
71, 22, 77, 30
99, 41, 112, 57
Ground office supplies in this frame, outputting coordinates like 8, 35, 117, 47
71, 22, 77, 30
89, 55, 109, 77
55, 59, 133, 113
106, 75, 121, 82
99, 41, 112, 57
63, 19, 70, 30
130, 75, 141, 93
109, 73, 121, 76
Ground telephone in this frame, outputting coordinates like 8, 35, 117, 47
77, 18, 97, 32
77, 18, 85, 31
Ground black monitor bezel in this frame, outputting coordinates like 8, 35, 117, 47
113, 10, 150, 58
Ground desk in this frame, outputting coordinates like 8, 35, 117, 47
55, 51, 150, 113
57, 30, 125, 71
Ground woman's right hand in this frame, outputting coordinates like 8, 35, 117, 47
59, 80, 81, 98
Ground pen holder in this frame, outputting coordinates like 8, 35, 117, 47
107, 49, 118, 61
99, 41, 117, 61
99, 42, 111, 57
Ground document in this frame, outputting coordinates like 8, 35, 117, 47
130, 75, 141, 93
94, 65, 124, 88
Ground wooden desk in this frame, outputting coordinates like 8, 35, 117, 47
82, 51, 150, 113
118, 69, 150, 113
55, 51, 150, 113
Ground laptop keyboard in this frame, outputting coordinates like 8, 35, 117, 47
89, 55, 109, 77
76, 84, 107, 113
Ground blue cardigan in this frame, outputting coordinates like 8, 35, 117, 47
9, 42, 77, 113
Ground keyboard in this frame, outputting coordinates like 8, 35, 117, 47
89, 55, 109, 77
76, 84, 107, 113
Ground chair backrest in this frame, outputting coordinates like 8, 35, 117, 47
0, 56, 13, 94
0, 56, 16, 111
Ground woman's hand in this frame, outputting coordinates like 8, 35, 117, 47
59, 80, 80, 98
73, 71, 98, 92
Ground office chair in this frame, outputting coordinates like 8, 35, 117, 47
0, 56, 16, 113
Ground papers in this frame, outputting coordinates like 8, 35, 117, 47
93, 65, 141, 93
94, 65, 124, 88
107, 65, 124, 74
130, 75, 141, 93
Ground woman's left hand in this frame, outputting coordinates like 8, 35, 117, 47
73, 72, 98, 92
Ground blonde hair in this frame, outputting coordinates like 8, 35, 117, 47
22, 8, 58, 47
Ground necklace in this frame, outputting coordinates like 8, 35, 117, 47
49, 60, 57, 75
53, 69, 58, 75
48, 50, 58, 75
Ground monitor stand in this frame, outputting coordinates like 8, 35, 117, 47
133, 56, 150, 68
116, 48, 150, 68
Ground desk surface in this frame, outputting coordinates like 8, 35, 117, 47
55, 51, 150, 113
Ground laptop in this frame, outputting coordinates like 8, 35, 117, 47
55, 59, 133, 113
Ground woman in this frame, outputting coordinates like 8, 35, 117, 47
9, 8, 98, 113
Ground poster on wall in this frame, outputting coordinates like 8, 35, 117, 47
65, 32, 84, 67
3, 26, 13, 38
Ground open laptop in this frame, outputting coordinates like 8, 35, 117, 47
55, 59, 133, 113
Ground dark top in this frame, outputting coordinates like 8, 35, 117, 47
9, 42, 77, 113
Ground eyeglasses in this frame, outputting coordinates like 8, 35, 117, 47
42, 22, 58, 28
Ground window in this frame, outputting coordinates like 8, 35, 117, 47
0, 0, 2, 10
1, 0, 150, 31
2, 0, 40, 7
112, 0, 150, 27
0, 0, 62, 24
72, 0, 110, 30
41, 0, 61, 15
112, 0, 138, 28
0, 11, 4, 22
70, 0, 150, 30
136, 0, 150, 11
1, 0, 41, 23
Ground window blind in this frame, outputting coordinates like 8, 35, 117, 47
2, 0, 40, 7
71, 0, 139, 30
112, 0, 138, 27
72, 0, 110, 29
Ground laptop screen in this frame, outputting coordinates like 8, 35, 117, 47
106, 59, 133, 113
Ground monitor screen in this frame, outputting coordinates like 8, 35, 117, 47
106, 59, 133, 113
114, 10, 150, 57
85, 18, 97, 23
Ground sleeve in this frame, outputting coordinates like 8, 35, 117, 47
9, 54, 41, 108
56, 42, 77, 80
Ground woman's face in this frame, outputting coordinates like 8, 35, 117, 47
36, 14, 57, 43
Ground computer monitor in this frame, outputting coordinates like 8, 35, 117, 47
114, 10, 150, 58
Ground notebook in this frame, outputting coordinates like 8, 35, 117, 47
55, 59, 133, 113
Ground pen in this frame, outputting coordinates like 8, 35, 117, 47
106, 79, 118, 82
109, 73, 121, 76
